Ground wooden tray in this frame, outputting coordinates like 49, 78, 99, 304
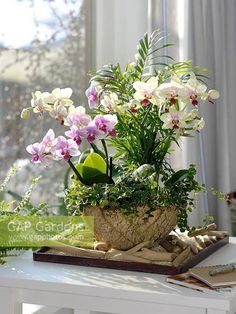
33, 236, 229, 275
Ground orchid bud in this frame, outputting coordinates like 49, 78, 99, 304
21, 108, 31, 119
208, 89, 220, 100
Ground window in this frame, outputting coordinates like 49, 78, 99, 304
0, 0, 93, 205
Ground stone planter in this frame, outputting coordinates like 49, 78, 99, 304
84, 205, 178, 250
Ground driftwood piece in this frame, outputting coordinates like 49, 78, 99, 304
151, 245, 167, 252
94, 242, 111, 251
175, 235, 199, 254
105, 249, 123, 259
110, 253, 150, 264
160, 240, 182, 253
50, 244, 106, 258
202, 235, 214, 246
169, 231, 188, 249
152, 261, 173, 266
172, 247, 191, 267
133, 249, 177, 262
126, 240, 154, 254
195, 236, 206, 248
208, 235, 217, 242
176, 238, 188, 250
193, 237, 204, 252
206, 230, 229, 238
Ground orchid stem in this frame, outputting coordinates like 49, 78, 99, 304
109, 157, 113, 183
67, 159, 85, 184
101, 139, 109, 176
90, 142, 100, 154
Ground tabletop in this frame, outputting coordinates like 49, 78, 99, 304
1, 238, 236, 313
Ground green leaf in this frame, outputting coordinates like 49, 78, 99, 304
82, 173, 110, 185
75, 153, 110, 185
76, 163, 83, 177
147, 43, 174, 56
165, 169, 190, 186
83, 153, 106, 174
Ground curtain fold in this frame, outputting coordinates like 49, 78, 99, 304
180, 0, 235, 230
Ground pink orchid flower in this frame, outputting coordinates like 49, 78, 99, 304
85, 125, 104, 143
54, 136, 80, 161
26, 129, 58, 164
26, 143, 51, 164
94, 114, 118, 137
65, 106, 91, 128
85, 84, 101, 109
65, 126, 87, 145
41, 129, 57, 149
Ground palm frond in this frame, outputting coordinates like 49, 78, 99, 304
90, 30, 174, 99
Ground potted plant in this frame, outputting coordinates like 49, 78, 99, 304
21, 31, 220, 251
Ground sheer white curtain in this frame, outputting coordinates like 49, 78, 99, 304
151, 0, 236, 230
94, 0, 148, 68
176, 0, 236, 231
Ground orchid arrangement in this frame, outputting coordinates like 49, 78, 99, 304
21, 31, 220, 231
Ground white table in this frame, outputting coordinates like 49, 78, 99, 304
1, 239, 236, 314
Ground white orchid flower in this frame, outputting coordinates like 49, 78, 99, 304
67, 105, 86, 115
193, 118, 205, 131
133, 76, 159, 105
49, 103, 68, 125
101, 93, 119, 112
186, 108, 199, 120
128, 99, 142, 113
44, 88, 73, 107
157, 75, 189, 104
31, 91, 51, 114
185, 73, 207, 105
160, 107, 189, 130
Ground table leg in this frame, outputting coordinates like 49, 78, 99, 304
0, 287, 22, 314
